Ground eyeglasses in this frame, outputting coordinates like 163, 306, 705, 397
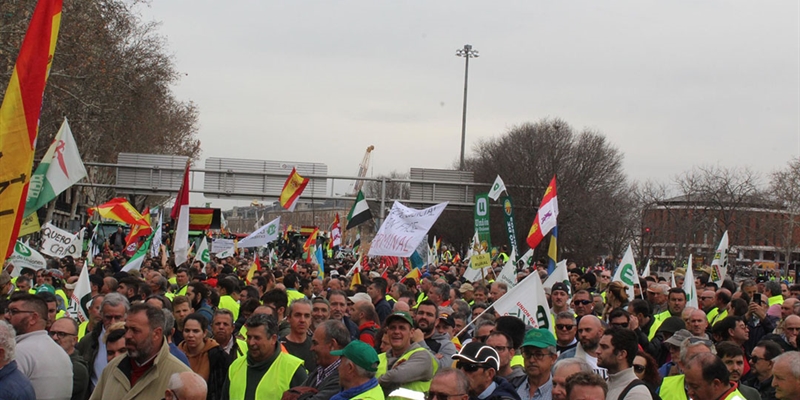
556, 324, 575, 331
473, 335, 489, 343
601, 275, 611, 279
456, 362, 486, 373
633, 364, 646, 373
493, 346, 511, 352
784, 326, 800, 332
49, 330, 77, 339
4, 309, 35, 317
522, 349, 551, 360
427, 391, 467, 400
611, 322, 629, 328
572, 300, 592, 306
700, 296, 715, 300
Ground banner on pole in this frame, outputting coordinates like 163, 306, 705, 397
238, 217, 281, 248
474, 194, 491, 252
501, 196, 519, 255
212, 238, 235, 254
491, 271, 553, 335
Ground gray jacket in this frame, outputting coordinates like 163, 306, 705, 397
298, 363, 341, 400
418, 332, 457, 369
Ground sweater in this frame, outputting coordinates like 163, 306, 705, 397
16, 330, 73, 400
606, 368, 652, 400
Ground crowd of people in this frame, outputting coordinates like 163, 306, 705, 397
0, 241, 800, 400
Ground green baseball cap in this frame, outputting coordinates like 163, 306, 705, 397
385, 311, 414, 327
35, 284, 55, 295
521, 328, 557, 349
330, 340, 379, 372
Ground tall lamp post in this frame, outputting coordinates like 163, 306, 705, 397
456, 44, 478, 171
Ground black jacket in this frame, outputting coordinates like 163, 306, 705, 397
472, 376, 521, 400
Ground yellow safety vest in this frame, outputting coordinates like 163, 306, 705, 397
218, 295, 240, 320
168, 276, 177, 285
711, 309, 728, 326
165, 292, 175, 301
648, 310, 671, 340
78, 320, 89, 341
352, 384, 385, 400
55, 289, 68, 307
377, 347, 438, 393
227, 351, 304, 400
176, 285, 188, 296
659, 375, 686, 400
287, 289, 306, 303
768, 295, 783, 307
707, 307, 719, 323
724, 389, 746, 400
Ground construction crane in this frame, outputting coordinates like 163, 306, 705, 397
349, 145, 374, 196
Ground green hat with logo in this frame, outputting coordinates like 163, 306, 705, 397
521, 328, 557, 349
385, 311, 414, 327
330, 340, 379, 372
35, 284, 55, 295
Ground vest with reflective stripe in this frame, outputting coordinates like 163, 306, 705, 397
768, 295, 783, 307
78, 320, 89, 341
648, 310, 672, 340
351, 384, 385, 400
376, 347, 438, 392
659, 375, 687, 400
227, 351, 304, 400
707, 307, 720, 323
724, 389, 746, 400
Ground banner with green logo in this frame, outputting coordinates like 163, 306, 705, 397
8, 240, 47, 271
501, 195, 519, 256
474, 194, 491, 252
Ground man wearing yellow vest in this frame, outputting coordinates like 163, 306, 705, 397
331, 340, 384, 399
684, 353, 747, 400
376, 311, 436, 393
222, 314, 307, 400
658, 334, 715, 400
707, 289, 732, 326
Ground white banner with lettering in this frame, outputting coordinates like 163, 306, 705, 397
369, 201, 448, 257
41, 223, 82, 258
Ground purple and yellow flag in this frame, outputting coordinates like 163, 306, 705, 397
0, 0, 63, 265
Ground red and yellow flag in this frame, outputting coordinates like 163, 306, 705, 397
125, 207, 152, 246
0, 0, 63, 264
88, 198, 149, 226
279, 168, 309, 210
303, 227, 319, 261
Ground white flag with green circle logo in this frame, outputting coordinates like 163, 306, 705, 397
611, 245, 637, 302
488, 175, 506, 201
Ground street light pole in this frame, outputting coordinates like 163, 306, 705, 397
456, 44, 478, 171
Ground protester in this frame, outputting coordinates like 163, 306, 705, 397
552, 359, 593, 400
453, 341, 520, 400
0, 319, 36, 400
178, 313, 229, 400
165, 371, 208, 400
771, 351, 800, 400
565, 371, 608, 400
429, 367, 470, 400
376, 311, 436, 393
331, 340, 383, 399
50, 317, 89, 400
76, 292, 129, 390
298, 320, 351, 399
596, 327, 653, 400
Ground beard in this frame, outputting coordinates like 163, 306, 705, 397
128, 338, 155, 364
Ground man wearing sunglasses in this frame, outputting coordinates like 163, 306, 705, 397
596, 327, 654, 400
571, 291, 595, 318
554, 312, 577, 355
741, 340, 782, 400
557, 315, 607, 379
453, 341, 520, 400
428, 368, 470, 400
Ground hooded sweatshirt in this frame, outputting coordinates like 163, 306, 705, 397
179, 338, 220, 380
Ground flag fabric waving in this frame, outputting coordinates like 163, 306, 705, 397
67, 261, 92, 322
547, 227, 558, 274
710, 231, 729, 286
150, 210, 162, 258
683, 255, 699, 309
122, 231, 154, 272
544, 260, 571, 296
24, 118, 87, 217
0, 0, 63, 266
488, 175, 506, 201
194, 238, 210, 265
641, 259, 651, 278
88, 198, 149, 226
173, 162, 191, 266
124, 207, 151, 247
346, 190, 372, 230
526, 176, 559, 250
280, 168, 309, 211
238, 217, 281, 248
611, 245, 637, 303
491, 270, 554, 335
331, 214, 342, 247
303, 228, 319, 262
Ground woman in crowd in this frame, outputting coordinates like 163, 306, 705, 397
179, 313, 230, 400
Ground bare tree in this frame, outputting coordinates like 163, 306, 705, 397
768, 158, 800, 275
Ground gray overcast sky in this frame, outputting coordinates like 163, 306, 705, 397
139, 1, 799, 207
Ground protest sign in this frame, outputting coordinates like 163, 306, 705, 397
8, 241, 47, 272
369, 201, 447, 257
40, 222, 82, 258
212, 238, 235, 254
238, 217, 281, 248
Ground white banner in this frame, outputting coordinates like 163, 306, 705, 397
543, 259, 570, 296
68, 262, 92, 322
8, 241, 47, 272
238, 217, 281, 248
684, 255, 699, 309
369, 201, 448, 257
195, 238, 210, 264
611, 245, 637, 303
488, 175, 507, 201
491, 271, 553, 334
710, 231, 729, 285
212, 238, 235, 254
496, 249, 518, 288
40, 222, 82, 258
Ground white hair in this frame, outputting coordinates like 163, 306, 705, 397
0, 320, 15, 362
774, 352, 800, 379
169, 372, 207, 396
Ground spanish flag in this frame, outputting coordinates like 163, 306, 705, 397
303, 228, 318, 262
246, 256, 261, 284
350, 269, 361, 290
279, 168, 309, 211
88, 198, 149, 226
404, 268, 421, 282
0, 0, 63, 264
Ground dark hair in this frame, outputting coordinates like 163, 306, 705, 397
756, 339, 784, 361
668, 288, 686, 298
36, 291, 58, 305
730, 298, 748, 316
716, 290, 732, 305
145, 294, 172, 311
495, 316, 526, 349
9, 292, 47, 320
284, 273, 299, 290
245, 314, 278, 336
566, 371, 608, 397
188, 282, 209, 301
603, 326, 638, 366
629, 299, 651, 316
580, 273, 596, 287
608, 308, 631, 323
685, 352, 729, 384
417, 300, 439, 319
370, 277, 388, 294
106, 327, 126, 344
218, 276, 239, 296
240, 299, 261, 315
241, 286, 259, 301
715, 341, 744, 359
129, 302, 166, 332
320, 319, 351, 348
712, 316, 743, 341
261, 288, 288, 312
635, 350, 662, 390
183, 313, 209, 331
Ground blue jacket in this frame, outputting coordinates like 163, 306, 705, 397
477, 376, 521, 400
0, 360, 36, 400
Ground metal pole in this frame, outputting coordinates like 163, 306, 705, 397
459, 53, 470, 171
379, 177, 386, 230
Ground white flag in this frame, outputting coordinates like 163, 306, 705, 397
519, 248, 534, 267
88, 228, 100, 265
496, 249, 518, 288
238, 217, 281, 248
544, 259, 571, 296
40, 222, 82, 259
491, 271, 553, 334
488, 175, 507, 201
8, 241, 47, 272
151, 211, 162, 258
463, 264, 492, 283
641, 259, 651, 278
683, 255, 698, 309
194, 238, 210, 265
217, 245, 236, 259
710, 231, 729, 285
68, 262, 92, 322
671, 272, 676, 288
611, 245, 637, 303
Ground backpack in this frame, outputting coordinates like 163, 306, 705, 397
618, 379, 661, 400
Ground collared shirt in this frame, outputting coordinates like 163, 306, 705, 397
516, 376, 553, 400
315, 358, 341, 386
92, 327, 108, 386
478, 381, 498, 400
222, 336, 234, 354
